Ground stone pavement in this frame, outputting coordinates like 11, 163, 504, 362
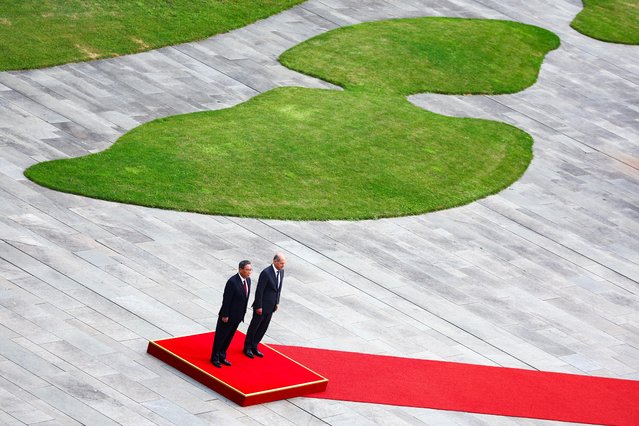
0, 0, 637, 424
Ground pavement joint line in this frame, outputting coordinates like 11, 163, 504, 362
484, 92, 639, 172
0, 74, 121, 139
170, 45, 262, 95
477, 202, 639, 295
0, 85, 104, 153
227, 216, 540, 371
0, 239, 175, 337
298, 4, 349, 28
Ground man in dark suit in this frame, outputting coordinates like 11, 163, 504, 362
211, 260, 253, 368
243, 252, 286, 359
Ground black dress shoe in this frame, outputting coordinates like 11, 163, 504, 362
253, 349, 264, 358
244, 349, 254, 359
221, 359, 232, 366
211, 359, 222, 368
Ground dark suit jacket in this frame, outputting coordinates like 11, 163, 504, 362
252, 265, 283, 313
219, 273, 251, 324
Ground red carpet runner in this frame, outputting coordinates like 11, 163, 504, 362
273, 345, 639, 425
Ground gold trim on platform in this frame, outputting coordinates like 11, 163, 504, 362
148, 339, 247, 396
246, 378, 328, 397
147, 331, 328, 401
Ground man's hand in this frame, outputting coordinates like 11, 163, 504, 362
256, 308, 263, 315
274, 304, 279, 312
221, 316, 229, 323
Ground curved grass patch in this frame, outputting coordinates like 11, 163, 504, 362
570, 0, 639, 44
280, 18, 558, 95
25, 18, 560, 220
0, 0, 303, 71
26, 88, 534, 219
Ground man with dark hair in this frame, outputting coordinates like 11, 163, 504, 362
243, 252, 286, 359
211, 260, 252, 368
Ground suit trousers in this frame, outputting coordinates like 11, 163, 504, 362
212, 317, 239, 361
244, 310, 273, 350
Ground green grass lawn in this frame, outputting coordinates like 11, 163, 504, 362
25, 18, 560, 220
571, 0, 639, 44
280, 19, 558, 95
0, 0, 303, 71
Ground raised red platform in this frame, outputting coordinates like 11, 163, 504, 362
146, 331, 328, 406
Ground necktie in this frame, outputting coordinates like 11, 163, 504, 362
276, 270, 281, 289
243, 280, 248, 297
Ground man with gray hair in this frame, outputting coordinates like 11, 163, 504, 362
243, 252, 286, 358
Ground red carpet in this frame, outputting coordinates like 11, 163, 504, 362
273, 345, 639, 425
147, 332, 327, 406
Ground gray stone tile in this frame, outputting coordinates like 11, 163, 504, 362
30, 385, 121, 426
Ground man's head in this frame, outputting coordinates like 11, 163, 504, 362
238, 260, 252, 279
273, 252, 286, 271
